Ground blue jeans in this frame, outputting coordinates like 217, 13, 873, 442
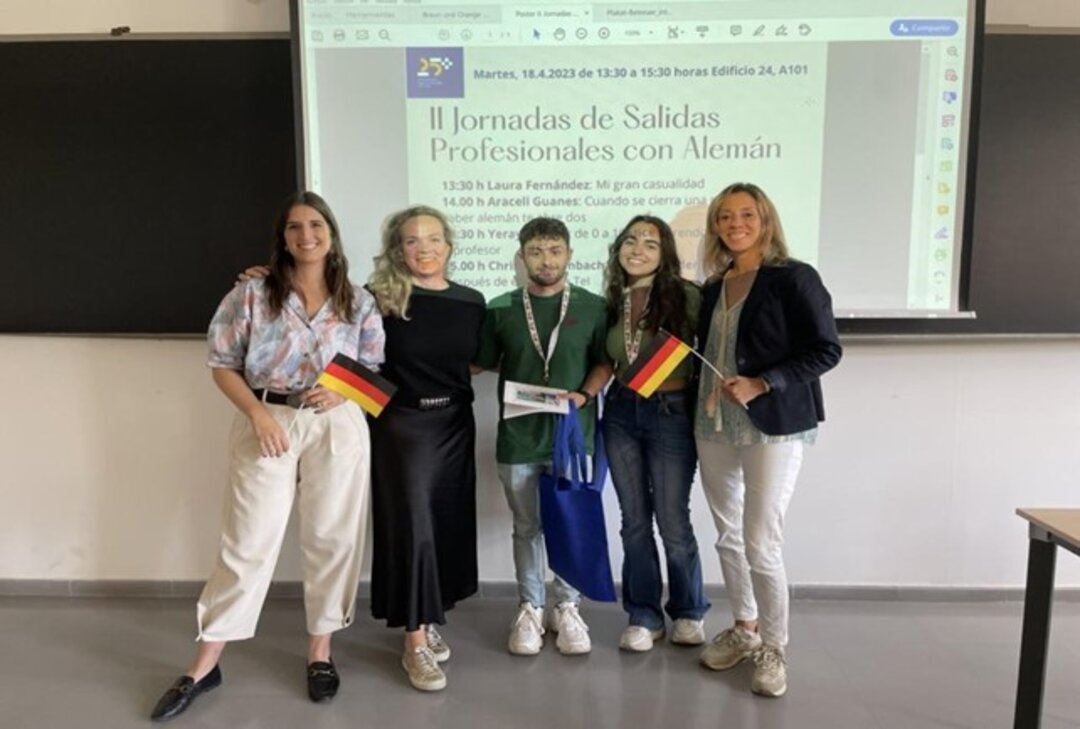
496, 462, 580, 608
603, 384, 709, 629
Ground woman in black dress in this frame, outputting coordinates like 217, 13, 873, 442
367, 205, 485, 692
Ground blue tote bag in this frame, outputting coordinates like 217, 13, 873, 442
538, 402, 617, 602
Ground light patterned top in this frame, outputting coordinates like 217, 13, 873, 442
694, 276, 816, 446
207, 278, 384, 393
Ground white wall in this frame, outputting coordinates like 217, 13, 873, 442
3, 336, 1080, 586
1, 0, 290, 35
3, 0, 1079, 588
987, 0, 1080, 28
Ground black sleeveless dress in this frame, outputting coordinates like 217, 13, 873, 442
369, 282, 485, 630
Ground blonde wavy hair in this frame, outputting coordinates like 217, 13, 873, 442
701, 182, 791, 279
368, 205, 454, 318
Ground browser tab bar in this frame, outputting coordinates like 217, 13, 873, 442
414, 6, 502, 24
511, 5, 592, 21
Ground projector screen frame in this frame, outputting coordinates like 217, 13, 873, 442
288, 0, 993, 336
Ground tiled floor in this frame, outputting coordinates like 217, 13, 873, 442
1, 596, 1078, 729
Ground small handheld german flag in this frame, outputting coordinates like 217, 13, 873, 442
620, 330, 693, 399
317, 353, 397, 417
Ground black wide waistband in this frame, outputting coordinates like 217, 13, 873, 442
251, 389, 304, 408
393, 390, 472, 411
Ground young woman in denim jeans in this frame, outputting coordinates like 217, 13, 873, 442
600, 215, 710, 652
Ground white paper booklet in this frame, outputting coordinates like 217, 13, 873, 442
502, 380, 570, 419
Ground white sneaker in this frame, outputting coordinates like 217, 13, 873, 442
507, 603, 544, 656
751, 645, 788, 697
547, 602, 591, 655
699, 626, 763, 671
402, 646, 447, 692
425, 625, 450, 663
670, 618, 706, 646
619, 625, 665, 652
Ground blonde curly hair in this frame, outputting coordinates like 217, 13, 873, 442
367, 206, 454, 318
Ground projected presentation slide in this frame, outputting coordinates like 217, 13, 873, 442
296, 0, 977, 317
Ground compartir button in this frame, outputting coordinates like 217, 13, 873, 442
889, 19, 959, 37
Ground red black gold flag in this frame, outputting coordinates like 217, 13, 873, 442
620, 331, 692, 398
316, 353, 396, 417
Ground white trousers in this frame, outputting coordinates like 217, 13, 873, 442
197, 401, 371, 641
696, 438, 803, 647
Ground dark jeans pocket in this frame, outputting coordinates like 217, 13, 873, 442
658, 392, 691, 417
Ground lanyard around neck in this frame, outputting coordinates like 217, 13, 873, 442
522, 285, 571, 384
623, 284, 652, 364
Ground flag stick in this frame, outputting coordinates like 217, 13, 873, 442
686, 346, 725, 379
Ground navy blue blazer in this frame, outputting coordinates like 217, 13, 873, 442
696, 261, 842, 436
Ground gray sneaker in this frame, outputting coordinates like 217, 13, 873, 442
507, 603, 544, 656
699, 626, 763, 671
402, 646, 446, 692
619, 625, 665, 652
751, 645, 788, 697
670, 618, 706, 646
425, 625, 450, 663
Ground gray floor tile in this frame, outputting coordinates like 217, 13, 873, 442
1, 596, 1079, 729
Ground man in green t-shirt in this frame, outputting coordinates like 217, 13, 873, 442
474, 217, 611, 658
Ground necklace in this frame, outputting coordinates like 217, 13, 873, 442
725, 266, 759, 278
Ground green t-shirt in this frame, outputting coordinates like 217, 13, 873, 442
475, 284, 609, 464
606, 280, 701, 382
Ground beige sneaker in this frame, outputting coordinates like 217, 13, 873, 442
547, 602, 591, 655
700, 626, 763, 670
751, 645, 788, 697
425, 625, 450, 663
402, 646, 446, 692
670, 618, 706, 646
619, 625, 665, 652
507, 603, 544, 656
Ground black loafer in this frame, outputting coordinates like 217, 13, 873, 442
150, 665, 222, 722
307, 659, 340, 703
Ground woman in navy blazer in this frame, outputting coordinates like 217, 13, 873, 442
693, 183, 841, 698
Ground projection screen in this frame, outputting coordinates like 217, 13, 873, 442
293, 0, 982, 318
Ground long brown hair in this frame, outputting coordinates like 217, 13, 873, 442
266, 191, 355, 322
603, 215, 690, 338
701, 182, 790, 278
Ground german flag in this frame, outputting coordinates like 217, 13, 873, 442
316, 353, 397, 417
621, 331, 692, 399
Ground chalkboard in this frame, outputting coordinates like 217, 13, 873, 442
0, 39, 296, 334
1, 34, 1077, 335
843, 33, 1080, 335
962, 33, 1080, 334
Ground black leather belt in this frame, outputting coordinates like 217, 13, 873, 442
251, 388, 305, 408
